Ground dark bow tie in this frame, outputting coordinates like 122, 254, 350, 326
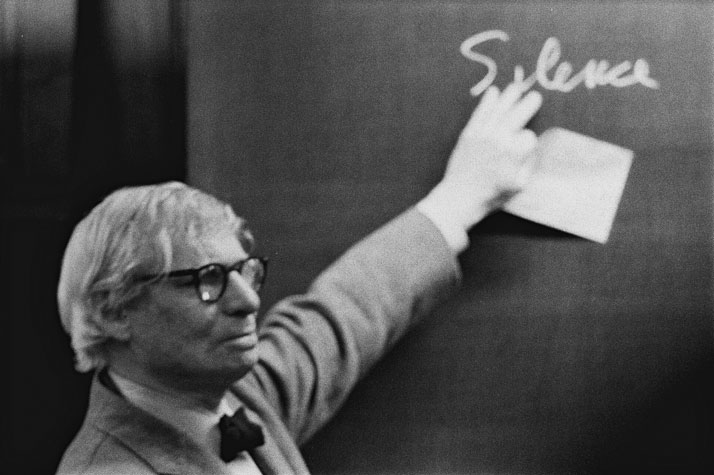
218, 407, 265, 462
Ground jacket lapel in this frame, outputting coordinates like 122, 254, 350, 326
87, 375, 233, 475
232, 376, 312, 475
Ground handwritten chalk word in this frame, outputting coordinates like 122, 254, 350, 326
460, 30, 660, 97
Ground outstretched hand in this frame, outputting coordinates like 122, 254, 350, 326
420, 82, 543, 233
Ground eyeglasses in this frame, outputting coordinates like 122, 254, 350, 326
139, 257, 268, 303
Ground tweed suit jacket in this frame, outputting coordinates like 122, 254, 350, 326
56, 208, 462, 474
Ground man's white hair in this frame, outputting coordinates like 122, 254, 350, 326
57, 182, 252, 372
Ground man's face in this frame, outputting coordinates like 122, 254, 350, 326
123, 230, 261, 390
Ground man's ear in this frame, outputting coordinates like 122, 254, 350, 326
99, 310, 132, 342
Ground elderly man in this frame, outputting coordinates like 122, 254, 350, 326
56, 83, 542, 474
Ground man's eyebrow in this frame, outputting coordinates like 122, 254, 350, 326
191, 256, 248, 269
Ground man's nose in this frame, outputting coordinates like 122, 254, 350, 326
221, 271, 260, 316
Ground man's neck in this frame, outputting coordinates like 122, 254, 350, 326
108, 365, 227, 412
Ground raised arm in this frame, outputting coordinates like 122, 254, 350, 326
418, 83, 542, 252
242, 83, 543, 444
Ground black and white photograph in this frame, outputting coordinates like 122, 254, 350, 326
3, 1, 713, 474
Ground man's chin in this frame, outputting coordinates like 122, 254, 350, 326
226, 349, 259, 379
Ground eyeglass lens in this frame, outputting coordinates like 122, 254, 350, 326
197, 265, 225, 302
238, 258, 265, 290
196, 259, 265, 302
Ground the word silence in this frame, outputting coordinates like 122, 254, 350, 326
460, 30, 660, 97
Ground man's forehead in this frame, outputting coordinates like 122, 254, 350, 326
171, 230, 247, 268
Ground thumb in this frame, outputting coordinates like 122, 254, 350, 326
511, 130, 540, 190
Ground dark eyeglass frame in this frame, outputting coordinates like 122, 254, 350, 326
138, 256, 268, 303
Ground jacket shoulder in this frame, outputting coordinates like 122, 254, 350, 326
56, 424, 155, 475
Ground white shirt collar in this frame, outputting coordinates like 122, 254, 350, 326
108, 370, 233, 453
107, 370, 263, 474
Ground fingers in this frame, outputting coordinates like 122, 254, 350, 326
512, 129, 539, 187
468, 85, 500, 129
502, 90, 542, 132
488, 82, 527, 122
512, 128, 539, 156
470, 82, 541, 133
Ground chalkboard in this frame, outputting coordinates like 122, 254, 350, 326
188, 1, 714, 473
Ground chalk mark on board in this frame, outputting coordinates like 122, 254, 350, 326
460, 30, 660, 97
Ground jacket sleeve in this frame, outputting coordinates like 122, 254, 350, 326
247, 207, 462, 444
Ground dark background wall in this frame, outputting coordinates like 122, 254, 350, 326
2, 1, 185, 473
188, 1, 714, 474
3, 1, 714, 474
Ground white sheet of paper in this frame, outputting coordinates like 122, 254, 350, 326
503, 127, 633, 244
